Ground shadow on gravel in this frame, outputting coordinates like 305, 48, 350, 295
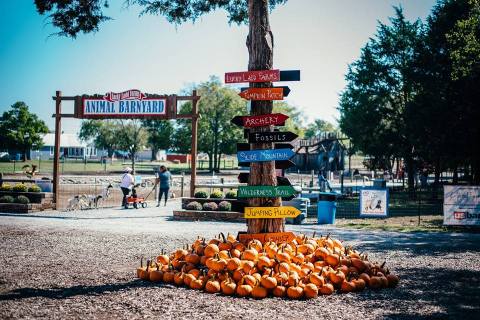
0, 280, 153, 301
298, 225, 480, 256
377, 267, 480, 319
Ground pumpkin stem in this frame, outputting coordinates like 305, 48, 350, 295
140, 256, 144, 268
146, 259, 151, 272
219, 232, 226, 243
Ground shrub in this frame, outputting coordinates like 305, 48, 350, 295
203, 202, 218, 211
12, 184, 28, 192
0, 195, 15, 203
15, 195, 30, 204
0, 184, 12, 192
28, 185, 41, 192
210, 190, 224, 199
194, 190, 209, 199
218, 201, 232, 212
225, 190, 237, 199
186, 201, 203, 211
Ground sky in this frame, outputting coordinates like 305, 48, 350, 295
0, 0, 437, 133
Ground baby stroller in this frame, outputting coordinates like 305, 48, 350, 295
126, 184, 154, 209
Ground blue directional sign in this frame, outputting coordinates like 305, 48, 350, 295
237, 148, 295, 163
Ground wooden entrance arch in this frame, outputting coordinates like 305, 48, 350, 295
52, 89, 200, 207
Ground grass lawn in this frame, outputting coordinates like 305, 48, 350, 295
0, 159, 238, 174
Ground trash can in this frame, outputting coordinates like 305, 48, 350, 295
317, 192, 338, 224
35, 179, 53, 192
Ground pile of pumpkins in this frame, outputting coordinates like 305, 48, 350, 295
136, 232, 399, 299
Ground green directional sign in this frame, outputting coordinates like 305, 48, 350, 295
237, 186, 297, 198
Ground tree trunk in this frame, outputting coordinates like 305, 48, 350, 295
246, 0, 283, 234
131, 152, 136, 174
208, 152, 213, 172
216, 153, 222, 172
151, 147, 158, 161
406, 155, 415, 192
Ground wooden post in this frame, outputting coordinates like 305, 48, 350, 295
53, 91, 62, 207
190, 90, 199, 197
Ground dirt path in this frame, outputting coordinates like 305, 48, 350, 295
0, 204, 479, 319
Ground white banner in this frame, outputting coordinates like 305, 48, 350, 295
443, 185, 480, 225
360, 188, 388, 217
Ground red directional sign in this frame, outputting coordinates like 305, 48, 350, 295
225, 70, 280, 83
231, 113, 289, 128
239, 88, 284, 101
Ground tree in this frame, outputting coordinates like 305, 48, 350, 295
174, 77, 245, 172
0, 102, 49, 160
142, 119, 174, 160
339, 7, 423, 189
117, 120, 148, 173
36, 0, 290, 233
79, 120, 121, 159
304, 119, 336, 139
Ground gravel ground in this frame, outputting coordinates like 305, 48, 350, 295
0, 201, 479, 319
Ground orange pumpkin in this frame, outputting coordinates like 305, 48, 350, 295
251, 283, 268, 299
221, 277, 237, 295
319, 283, 335, 295
236, 283, 253, 297
286, 284, 304, 299
260, 273, 278, 290
386, 274, 399, 288
205, 278, 221, 294
309, 273, 325, 287
227, 257, 241, 271
304, 283, 319, 299
204, 244, 219, 258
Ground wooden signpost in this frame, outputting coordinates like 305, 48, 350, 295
248, 131, 298, 143
238, 160, 296, 170
239, 87, 284, 101
238, 231, 295, 244
244, 206, 302, 219
231, 113, 289, 128
237, 148, 295, 163
238, 185, 297, 199
238, 172, 292, 185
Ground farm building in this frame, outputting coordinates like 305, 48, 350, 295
29, 133, 105, 160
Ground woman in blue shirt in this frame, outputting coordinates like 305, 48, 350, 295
157, 165, 172, 207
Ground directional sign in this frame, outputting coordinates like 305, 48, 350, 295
238, 231, 295, 244
241, 86, 291, 97
237, 148, 294, 163
238, 186, 296, 198
238, 160, 296, 170
231, 113, 289, 128
244, 128, 281, 139
244, 206, 302, 219
237, 143, 294, 152
239, 88, 284, 101
237, 172, 292, 185
248, 131, 298, 144
225, 70, 280, 83
225, 70, 300, 83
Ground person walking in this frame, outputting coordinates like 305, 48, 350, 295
157, 165, 171, 207
120, 167, 134, 209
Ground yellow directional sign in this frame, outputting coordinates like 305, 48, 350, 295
244, 206, 302, 219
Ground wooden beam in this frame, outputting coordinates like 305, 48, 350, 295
51, 114, 76, 118
51, 96, 76, 101
190, 90, 199, 197
53, 91, 62, 207
177, 95, 201, 101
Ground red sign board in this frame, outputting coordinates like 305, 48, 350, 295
238, 232, 295, 244
239, 88, 284, 101
225, 70, 280, 83
231, 113, 289, 128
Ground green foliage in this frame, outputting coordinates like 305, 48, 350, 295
35, 0, 289, 37
186, 201, 203, 211
0, 102, 49, 160
15, 195, 30, 204
141, 119, 174, 159
225, 190, 237, 199
79, 120, 121, 157
209, 190, 224, 199
174, 76, 246, 172
0, 195, 14, 203
0, 184, 12, 192
28, 185, 42, 193
202, 201, 218, 211
218, 201, 232, 212
12, 184, 28, 192
194, 191, 209, 199
304, 119, 337, 139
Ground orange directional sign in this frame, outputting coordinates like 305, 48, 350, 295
239, 88, 284, 101
238, 232, 295, 244
244, 206, 302, 219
